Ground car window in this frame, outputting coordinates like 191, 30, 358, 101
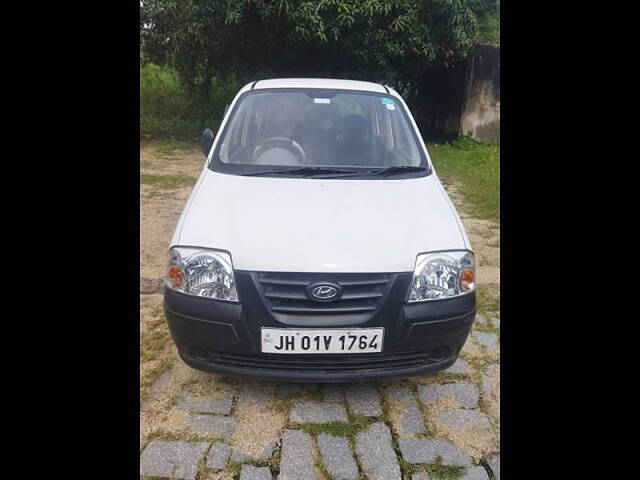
389, 104, 421, 164
215, 89, 425, 170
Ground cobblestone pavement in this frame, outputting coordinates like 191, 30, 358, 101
140, 143, 500, 480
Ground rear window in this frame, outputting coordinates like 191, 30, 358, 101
211, 89, 425, 171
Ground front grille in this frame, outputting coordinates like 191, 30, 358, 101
194, 348, 433, 373
251, 272, 396, 315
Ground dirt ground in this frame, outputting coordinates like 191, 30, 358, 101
140, 144, 204, 280
441, 180, 500, 317
139, 141, 500, 479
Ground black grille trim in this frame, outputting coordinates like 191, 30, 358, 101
194, 348, 433, 372
251, 272, 396, 316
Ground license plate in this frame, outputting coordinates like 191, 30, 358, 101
261, 327, 384, 354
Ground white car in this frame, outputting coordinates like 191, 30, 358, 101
163, 78, 475, 382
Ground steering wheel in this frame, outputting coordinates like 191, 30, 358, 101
252, 137, 307, 165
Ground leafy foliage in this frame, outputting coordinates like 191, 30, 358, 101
140, 0, 499, 102
140, 63, 243, 136
475, 8, 500, 44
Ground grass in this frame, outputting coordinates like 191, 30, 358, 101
315, 457, 336, 480
398, 457, 419, 476
472, 319, 500, 336
140, 305, 173, 401
399, 454, 467, 480
476, 285, 500, 316
302, 385, 324, 401
303, 412, 372, 480
140, 306, 170, 363
227, 461, 243, 477
144, 429, 225, 444
296, 411, 372, 438
297, 420, 362, 438
270, 384, 325, 414
140, 174, 197, 189
459, 353, 492, 375
425, 458, 466, 480
140, 137, 198, 156
227, 457, 273, 475
270, 396, 294, 415
140, 355, 172, 402
428, 136, 500, 223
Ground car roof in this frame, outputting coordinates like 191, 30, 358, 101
243, 78, 391, 95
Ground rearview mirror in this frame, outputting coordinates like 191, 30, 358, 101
200, 128, 215, 158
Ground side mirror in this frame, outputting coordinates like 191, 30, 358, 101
200, 128, 215, 158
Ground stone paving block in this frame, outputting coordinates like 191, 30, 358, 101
289, 400, 348, 424
230, 450, 251, 463
237, 382, 274, 410
475, 314, 488, 325
141, 370, 174, 411
490, 317, 500, 329
206, 442, 232, 470
277, 383, 305, 397
486, 454, 500, 479
354, 422, 401, 480
278, 429, 315, 480
398, 438, 472, 466
176, 392, 234, 414
418, 383, 479, 409
241, 464, 273, 480
344, 383, 382, 416
384, 386, 426, 435
150, 370, 172, 394
231, 443, 276, 463
482, 364, 500, 399
140, 440, 210, 480
322, 384, 344, 403
185, 414, 237, 440
434, 409, 491, 431
463, 466, 490, 479
446, 358, 472, 375
260, 442, 277, 460
472, 331, 499, 352
412, 474, 430, 480
317, 433, 358, 480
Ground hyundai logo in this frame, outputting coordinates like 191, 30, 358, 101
308, 283, 341, 301
312, 285, 337, 299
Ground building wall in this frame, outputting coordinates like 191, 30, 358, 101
415, 44, 500, 142
459, 45, 500, 141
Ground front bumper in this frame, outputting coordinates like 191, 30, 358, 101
163, 271, 475, 382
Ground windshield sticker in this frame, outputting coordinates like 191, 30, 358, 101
381, 98, 396, 110
314, 98, 331, 104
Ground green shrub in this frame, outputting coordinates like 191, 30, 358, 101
140, 64, 244, 138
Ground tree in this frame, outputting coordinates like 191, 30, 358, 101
141, 0, 497, 99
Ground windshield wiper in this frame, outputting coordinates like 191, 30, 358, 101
241, 166, 359, 177
319, 165, 428, 179
369, 165, 428, 176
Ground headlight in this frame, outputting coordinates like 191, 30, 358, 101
408, 250, 475, 302
165, 247, 238, 302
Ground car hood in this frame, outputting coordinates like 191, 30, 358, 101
173, 170, 469, 273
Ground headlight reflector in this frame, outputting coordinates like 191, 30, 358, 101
165, 247, 238, 302
408, 251, 475, 302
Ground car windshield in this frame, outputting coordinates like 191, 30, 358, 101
211, 88, 427, 175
